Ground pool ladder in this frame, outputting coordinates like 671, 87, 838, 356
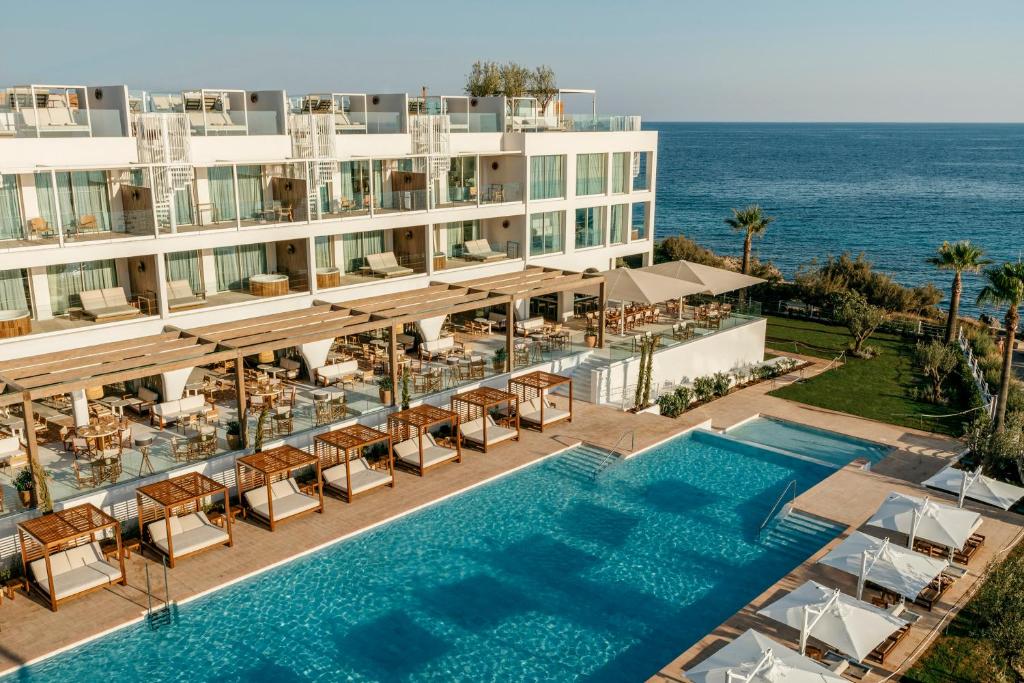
145, 556, 173, 629
593, 430, 635, 477
757, 479, 798, 540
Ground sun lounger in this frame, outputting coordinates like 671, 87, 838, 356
29, 542, 122, 602
914, 573, 956, 611
365, 252, 414, 278
866, 624, 911, 665
462, 239, 506, 262
393, 435, 459, 472
78, 287, 142, 322
518, 397, 570, 429
166, 280, 205, 312
460, 416, 517, 449
146, 511, 230, 560
244, 478, 320, 524
323, 456, 393, 497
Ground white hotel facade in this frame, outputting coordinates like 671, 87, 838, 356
0, 84, 656, 359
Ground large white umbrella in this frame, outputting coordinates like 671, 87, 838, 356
646, 260, 765, 295
867, 491, 982, 551
685, 629, 845, 683
601, 268, 705, 334
922, 465, 1024, 511
756, 580, 908, 661
818, 531, 948, 601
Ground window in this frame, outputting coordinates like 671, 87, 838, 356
530, 211, 564, 256
235, 165, 265, 221
36, 171, 112, 232
46, 260, 118, 315
609, 204, 628, 244
529, 155, 565, 200
631, 203, 649, 240
446, 157, 477, 205
213, 244, 268, 291
575, 153, 607, 196
0, 175, 24, 240
0, 269, 29, 312
334, 160, 370, 213
207, 167, 237, 222
164, 250, 203, 294
441, 220, 480, 257
315, 236, 334, 268
342, 230, 386, 273
632, 152, 652, 191
611, 152, 630, 194
575, 207, 604, 249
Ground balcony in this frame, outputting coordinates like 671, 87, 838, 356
147, 89, 282, 136
0, 85, 126, 139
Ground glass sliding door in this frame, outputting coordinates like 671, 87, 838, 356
575, 153, 607, 196
611, 152, 630, 194
529, 155, 565, 200
213, 244, 268, 291
46, 259, 118, 315
0, 269, 29, 311
444, 220, 479, 257
207, 167, 237, 223
165, 250, 203, 293
35, 171, 112, 234
315, 236, 333, 268
0, 175, 24, 240
574, 207, 604, 249
342, 230, 385, 273
235, 165, 264, 221
337, 160, 370, 212
609, 204, 628, 244
530, 211, 564, 256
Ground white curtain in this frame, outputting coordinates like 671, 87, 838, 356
165, 250, 202, 293
0, 175, 23, 240
343, 230, 385, 272
530, 211, 563, 255
0, 269, 28, 311
610, 204, 627, 244
214, 245, 267, 291
46, 260, 117, 314
315, 236, 333, 268
71, 171, 112, 230
236, 165, 264, 221
207, 167, 237, 222
612, 152, 628, 193
576, 153, 606, 195
530, 155, 564, 200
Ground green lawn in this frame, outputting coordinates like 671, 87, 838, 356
766, 316, 973, 436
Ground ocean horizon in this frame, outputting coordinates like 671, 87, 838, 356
648, 121, 1024, 315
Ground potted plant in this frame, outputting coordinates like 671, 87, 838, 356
378, 375, 393, 404
493, 347, 508, 372
226, 420, 243, 451
584, 321, 599, 348
14, 469, 33, 508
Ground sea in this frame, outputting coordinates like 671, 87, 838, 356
649, 122, 1024, 315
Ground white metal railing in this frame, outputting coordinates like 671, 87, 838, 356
758, 480, 798, 539
592, 430, 636, 477
958, 327, 996, 417
134, 113, 193, 233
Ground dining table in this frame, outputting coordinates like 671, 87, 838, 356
77, 419, 120, 451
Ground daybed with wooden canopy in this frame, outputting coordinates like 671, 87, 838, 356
388, 405, 462, 476
236, 444, 323, 531
136, 472, 233, 567
314, 424, 394, 502
17, 503, 126, 611
509, 371, 573, 431
451, 387, 520, 452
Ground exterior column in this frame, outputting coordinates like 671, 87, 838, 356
234, 353, 248, 446
389, 324, 399, 407
154, 253, 170, 317
597, 281, 606, 349
21, 394, 40, 508
505, 300, 514, 372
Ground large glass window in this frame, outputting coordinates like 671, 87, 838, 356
0, 175, 24, 240
611, 152, 630, 194
46, 260, 118, 315
442, 220, 480, 257
36, 171, 112, 233
336, 160, 370, 212
446, 157, 477, 204
213, 244, 268, 291
207, 167, 237, 222
315, 236, 334, 268
610, 204, 628, 244
0, 269, 29, 311
342, 230, 386, 273
236, 165, 265, 221
632, 152, 652, 191
631, 202, 649, 240
164, 250, 203, 294
575, 153, 607, 196
529, 155, 565, 200
530, 211, 564, 256
575, 207, 604, 249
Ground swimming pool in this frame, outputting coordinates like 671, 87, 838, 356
8, 434, 840, 682
727, 416, 891, 468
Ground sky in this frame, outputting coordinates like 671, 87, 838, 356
2, 0, 1022, 122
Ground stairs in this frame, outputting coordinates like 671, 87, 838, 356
550, 444, 620, 483
760, 511, 845, 560
570, 353, 608, 404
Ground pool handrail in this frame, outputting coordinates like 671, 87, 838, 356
757, 479, 798, 539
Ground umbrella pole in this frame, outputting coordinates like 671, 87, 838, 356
619, 301, 624, 336
857, 551, 868, 600
799, 605, 809, 654
909, 506, 921, 549
678, 296, 683, 321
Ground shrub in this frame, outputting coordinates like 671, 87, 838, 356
711, 372, 732, 397
963, 414, 1024, 483
969, 549, 1024, 678
674, 385, 693, 408
657, 393, 684, 418
914, 339, 959, 404
693, 376, 716, 403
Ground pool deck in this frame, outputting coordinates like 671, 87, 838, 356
649, 354, 1024, 683
0, 401, 687, 674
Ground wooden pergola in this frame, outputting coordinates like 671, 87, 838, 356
236, 444, 323, 531
450, 387, 520, 452
387, 404, 462, 475
136, 472, 233, 567
17, 503, 126, 611
508, 371, 574, 431
314, 424, 393, 502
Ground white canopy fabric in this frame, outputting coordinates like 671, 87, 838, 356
756, 580, 908, 661
601, 267, 706, 305
685, 629, 845, 683
818, 532, 948, 600
867, 491, 982, 550
922, 465, 1024, 511
645, 260, 765, 295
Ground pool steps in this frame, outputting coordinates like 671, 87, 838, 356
760, 510, 846, 558
549, 443, 622, 481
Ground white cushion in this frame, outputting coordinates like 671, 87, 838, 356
150, 513, 227, 556
138, 387, 159, 403
180, 395, 206, 413
318, 359, 358, 380
245, 478, 318, 522
146, 515, 185, 544
422, 337, 454, 353
30, 543, 120, 600
461, 416, 516, 446
395, 435, 458, 468
323, 459, 393, 495
0, 436, 20, 456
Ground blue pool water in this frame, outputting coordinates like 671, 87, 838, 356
9, 435, 840, 682
727, 417, 891, 467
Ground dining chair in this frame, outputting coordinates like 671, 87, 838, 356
170, 437, 193, 462
72, 459, 97, 489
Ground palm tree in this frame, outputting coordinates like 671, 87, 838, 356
928, 241, 990, 344
977, 262, 1024, 432
724, 205, 774, 275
